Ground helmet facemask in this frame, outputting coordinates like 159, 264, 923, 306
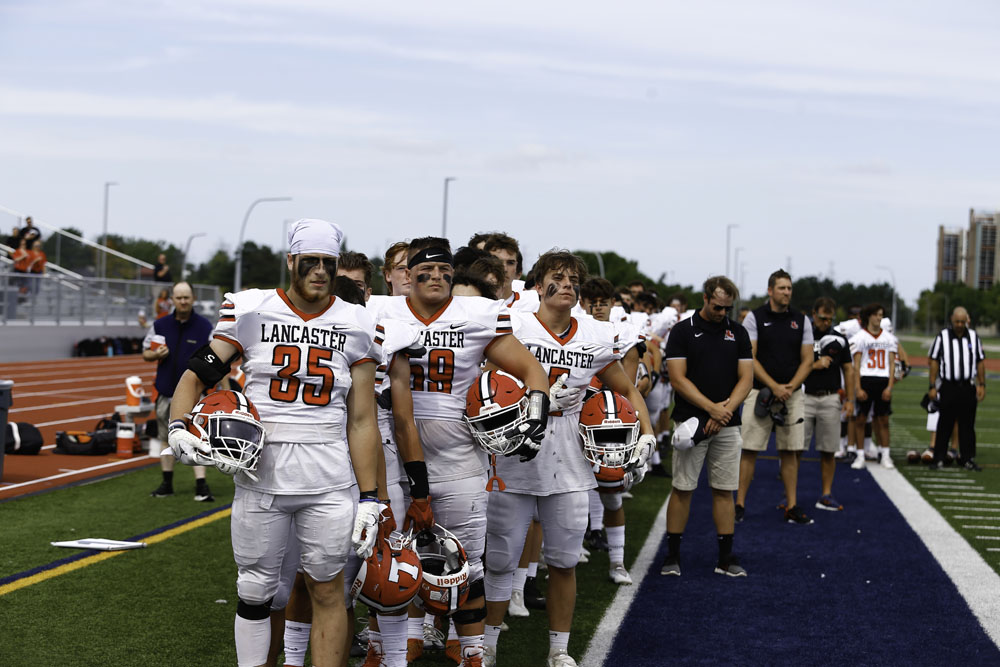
189, 409, 265, 479
464, 395, 529, 456
579, 420, 639, 469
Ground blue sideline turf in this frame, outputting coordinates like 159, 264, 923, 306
608, 447, 1000, 665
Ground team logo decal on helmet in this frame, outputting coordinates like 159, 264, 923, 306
464, 370, 529, 456
413, 524, 471, 616
187, 390, 265, 479
351, 525, 423, 613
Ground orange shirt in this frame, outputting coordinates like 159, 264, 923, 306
27, 249, 46, 274
12, 248, 30, 272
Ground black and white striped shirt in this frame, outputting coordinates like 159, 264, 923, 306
930, 327, 985, 383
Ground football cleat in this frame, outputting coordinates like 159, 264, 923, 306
609, 563, 633, 585
880, 452, 895, 469
714, 554, 747, 577
508, 590, 530, 617
547, 649, 578, 666
660, 554, 681, 576
423, 622, 445, 650
851, 453, 866, 470
150, 481, 173, 498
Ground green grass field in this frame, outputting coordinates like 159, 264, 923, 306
0, 464, 671, 666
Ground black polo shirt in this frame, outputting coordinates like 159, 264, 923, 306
744, 303, 810, 389
664, 311, 752, 426
804, 324, 852, 393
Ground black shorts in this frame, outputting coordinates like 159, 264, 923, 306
857, 377, 891, 417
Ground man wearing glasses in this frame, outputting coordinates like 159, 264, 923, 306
802, 298, 854, 511
660, 276, 753, 577
736, 269, 815, 525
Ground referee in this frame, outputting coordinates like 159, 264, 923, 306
928, 307, 986, 470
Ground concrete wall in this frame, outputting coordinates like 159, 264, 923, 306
0, 323, 147, 362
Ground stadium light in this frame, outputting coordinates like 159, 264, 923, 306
234, 197, 292, 292
725, 224, 739, 276
181, 233, 207, 280
441, 177, 456, 238
876, 265, 898, 329
100, 181, 118, 280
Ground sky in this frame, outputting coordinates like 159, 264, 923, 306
2, 0, 1000, 304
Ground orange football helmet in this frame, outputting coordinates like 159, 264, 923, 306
414, 524, 470, 616
350, 527, 423, 613
464, 370, 529, 456
592, 463, 639, 494
578, 389, 639, 470
187, 390, 264, 478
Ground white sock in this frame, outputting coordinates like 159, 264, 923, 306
459, 633, 484, 658
588, 490, 604, 531
865, 437, 874, 452
880, 446, 891, 457
368, 630, 383, 656
448, 619, 458, 641
378, 614, 408, 667
606, 525, 625, 566
527, 561, 538, 579
549, 630, 570, 654
282, 620, 311, 667
408, 614, 424, 640
847, 445, 857, 454
234, 616, 270, 667
484, 624, 502, 649
512, 567, 528, 594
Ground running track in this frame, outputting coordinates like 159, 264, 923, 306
0, 356, 158, 500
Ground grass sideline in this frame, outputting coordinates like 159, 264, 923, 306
0, 461, 672, 665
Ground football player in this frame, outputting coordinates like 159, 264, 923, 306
483, 251, 656, 667
484, 233, 520, 304
380, 236, 550, 666
167, 219, 381, 667
849, 303, 898, 469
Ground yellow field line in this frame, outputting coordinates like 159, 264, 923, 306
0, 508, 231, 597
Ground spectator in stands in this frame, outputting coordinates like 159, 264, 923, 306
7, 225, 20, 248
19, 217, 41, 246
11, 237, 30, 296
153, 253, 172, 283
143, 281, 215, 501
154, 288, 172, 319
26, 239, 47, 297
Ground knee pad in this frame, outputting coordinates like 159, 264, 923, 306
237, 597, 274, 621
452, 605, 487, 625
484, 570, 513, 603
600, 492, 623, 512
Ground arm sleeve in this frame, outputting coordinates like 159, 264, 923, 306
801, 317, 814, 346
742, 311, 758, 341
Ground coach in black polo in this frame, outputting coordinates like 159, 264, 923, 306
737, 269, 814, 525
660, 276, 753, 578
928, 306, 986, 470
803, 297, 854, 512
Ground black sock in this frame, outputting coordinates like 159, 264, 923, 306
195, 477, 208, 488
667, 533, 683, 558
162, 471, 174, 486
718, 533, 734, 560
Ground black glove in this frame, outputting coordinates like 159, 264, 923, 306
503, 390, 549, 462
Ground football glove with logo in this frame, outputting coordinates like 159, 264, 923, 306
404, 497, 435, 533
549, 373, 582, 412
166, 420, 213, 466
353, 498, 382, 559
630, 434, 656, 470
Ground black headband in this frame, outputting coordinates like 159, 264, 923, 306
408, 247, 453, 269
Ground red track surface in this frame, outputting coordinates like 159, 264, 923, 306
0, 356, 159, 500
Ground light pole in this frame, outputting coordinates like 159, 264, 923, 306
441, 177, 456, 238
594, 251, 605, 278
725, 224, 739, 276
876, 265, 898, 329
234, 197, 292, 292
733, 247, 744, 281
100, 181, 118, 279
181, 233, 207, 280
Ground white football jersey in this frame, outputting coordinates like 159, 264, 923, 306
649, 306, 679, 339
496, 313, 621, 495
612, 318, 644, 355
835, 318, 862, 340
504, 289, 540, 313
609, 305, 628, 323
213, 288, 379, 494
850, 328, 898, 379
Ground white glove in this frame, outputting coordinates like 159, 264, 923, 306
353, 500, 381, 559
548, 373, 582, 412
630, 434, 656, 470
167, 424, 212, 466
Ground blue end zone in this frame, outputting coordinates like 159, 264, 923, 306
607, 446, 999, 665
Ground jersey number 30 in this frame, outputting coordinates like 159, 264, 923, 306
269, 344, 335, 405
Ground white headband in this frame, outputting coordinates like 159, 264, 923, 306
288, 218, 343, 258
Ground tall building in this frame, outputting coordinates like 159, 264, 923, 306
965, 209, 998, 289
937, 226, 963, 284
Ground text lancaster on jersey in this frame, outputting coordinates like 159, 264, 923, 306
260, 323, 349, 350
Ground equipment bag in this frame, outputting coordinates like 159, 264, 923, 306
54, 429, 117, 455
5, 422, 43, 455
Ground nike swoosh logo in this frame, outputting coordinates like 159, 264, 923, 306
763, 322, 773, 327
426, 253, 442, 259
694, 332, 703, 338
450, 323, 463, 329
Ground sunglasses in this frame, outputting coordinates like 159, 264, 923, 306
710, 304, 733, 313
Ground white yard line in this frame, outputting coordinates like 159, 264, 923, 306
929, 491, 1000, 498
868, 466, 1000, 648
920, 484, 986, 491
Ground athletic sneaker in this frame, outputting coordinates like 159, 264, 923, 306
423, 622, 445, 650
660, 554, 681, 576
965, 459, 983, 472
609, 563, 633, 585
547, 649, 578, 666
714, 554, 747, 577
508, 590, 530, 617
621, 491, 634, 499
815, 494, 843, 511
585, 528, 609, 552
523, 576, 546, 609
483, 645, 497, 667
735, 504, 745, 523
880, 452, 895, 470
851, 452, 866, 470
150, 481, 174, 498
194, 481, 214, 502
579, 547, 590, 564
784, 505, 814, 525
351, 628, 368, 657
500, 622, 509, 631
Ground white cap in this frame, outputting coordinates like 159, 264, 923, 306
288, 219, 343, 258
671, 416, 699, 451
